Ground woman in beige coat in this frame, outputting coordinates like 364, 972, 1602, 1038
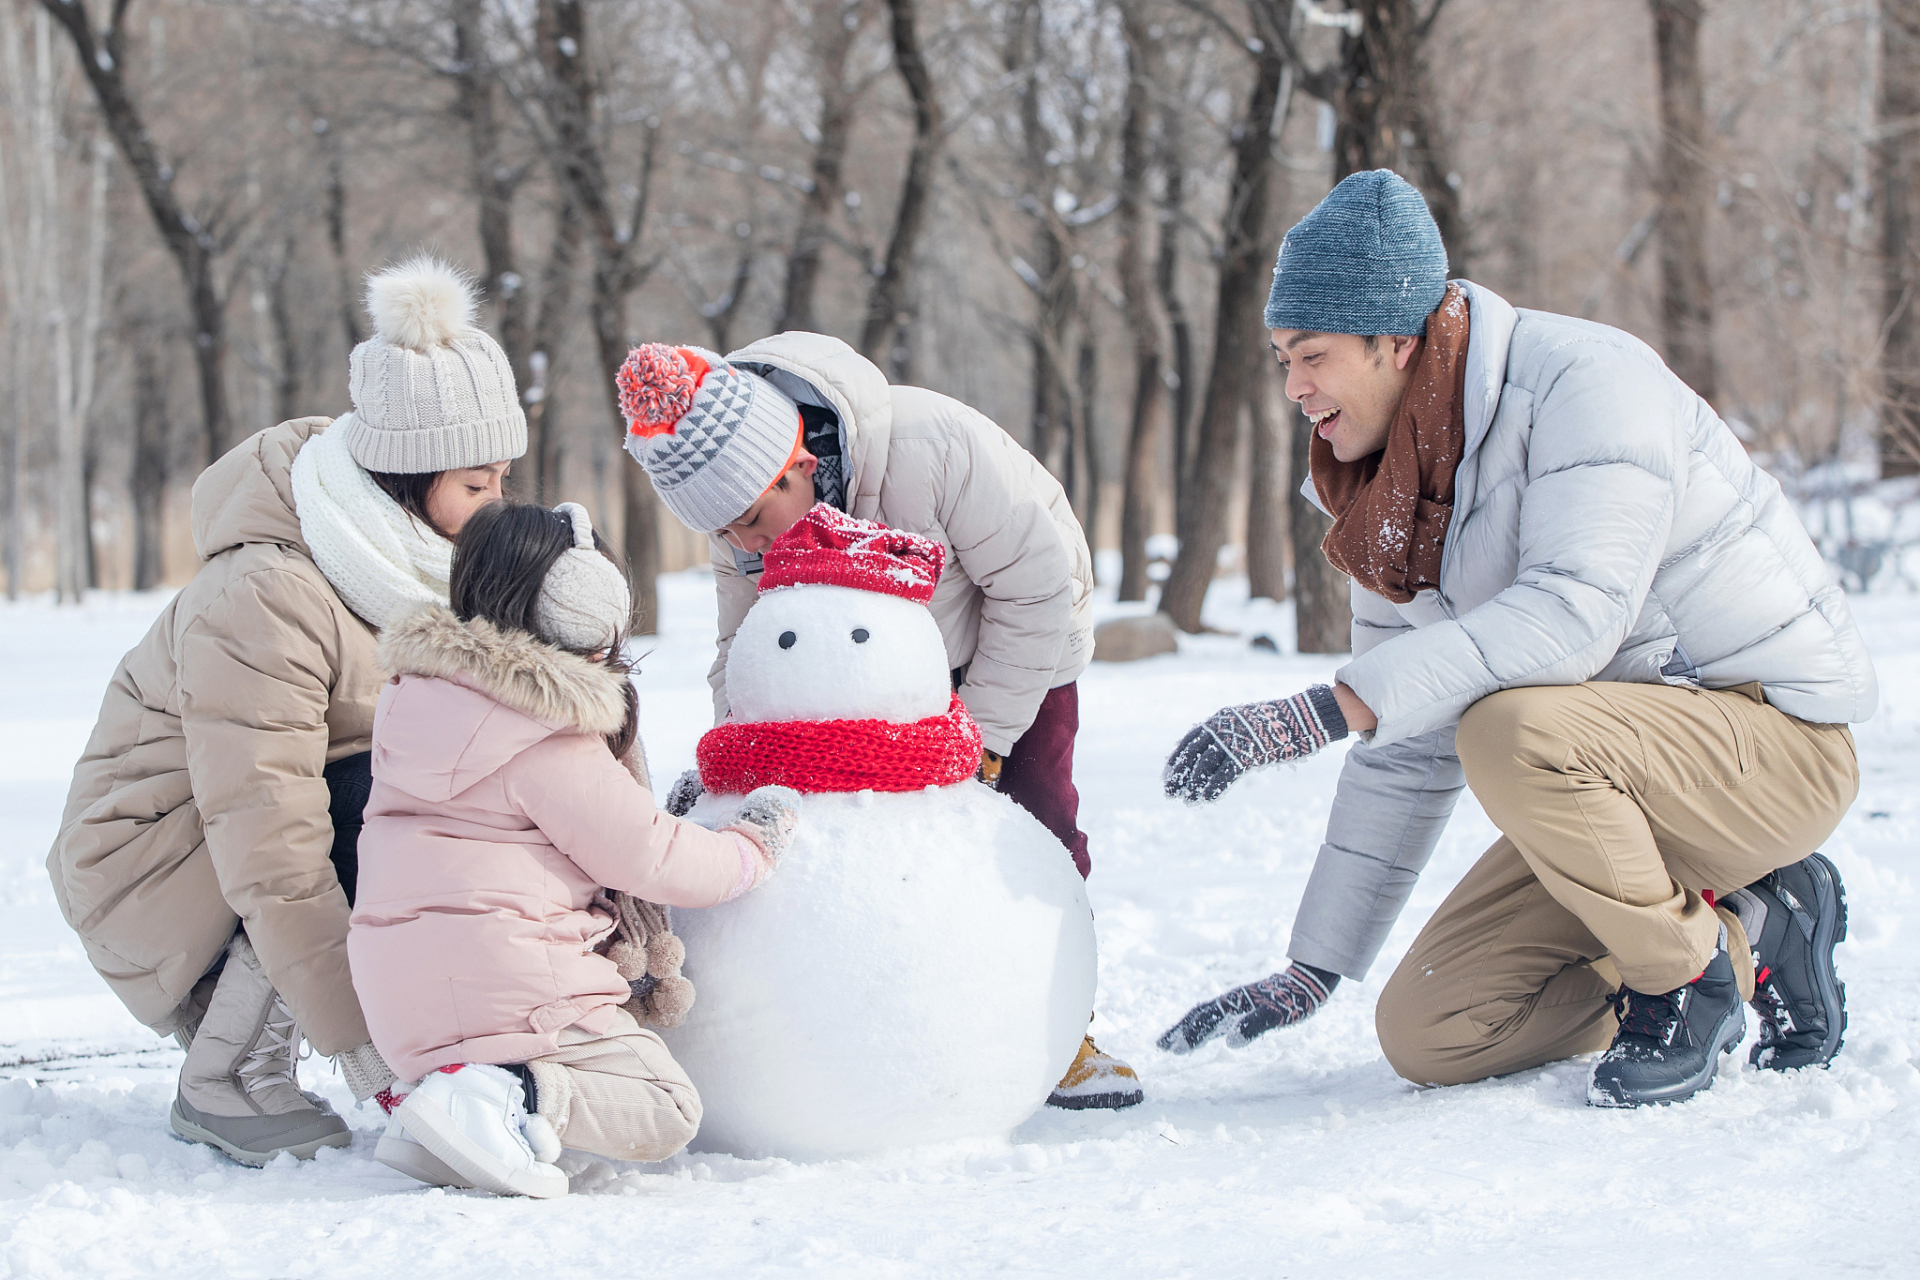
47, 257, 526, 1166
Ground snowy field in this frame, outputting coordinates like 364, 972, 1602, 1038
0, 569, 1915, 1279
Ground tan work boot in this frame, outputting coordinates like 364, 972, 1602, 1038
169, 932, 351, 1166
1047, 1035, 1144, 1110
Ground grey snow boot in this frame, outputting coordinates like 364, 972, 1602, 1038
169, 932, 351, 1167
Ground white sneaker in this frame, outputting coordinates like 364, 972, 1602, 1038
375, 1111, 473, 1189
394, 1065, 568, 1199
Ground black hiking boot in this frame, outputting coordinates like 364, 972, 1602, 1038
1587, 925, 1745, 1108
1723, 852, 1849, 1070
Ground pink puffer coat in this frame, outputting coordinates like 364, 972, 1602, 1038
348, 606, 760, 1082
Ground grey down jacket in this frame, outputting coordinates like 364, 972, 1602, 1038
1289, 281, 1878, 980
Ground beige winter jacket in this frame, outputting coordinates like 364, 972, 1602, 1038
711, 333, 1094, 754
48, 418, 382, 1055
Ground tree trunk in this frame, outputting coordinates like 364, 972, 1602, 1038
860, 0, 943, 376
526, 192, 583, 501
38, 0, 235, 463
1115, 3, 1165, 604
1289, 407, 1350, 652
1246, 383, 1289, 601
1881, 0, 1920, 476
781, 0, 864, 333
1650, 0, 1717, 402
132, 338, 170, 591
323, 141, 363, 352
1160, 37, 1287, 632
1156, 118, 1196, 538
535, 0, 662, 629
0, 1, 24, 599
453, 0, 533, 496
269, 235, 304, 424
1075, 329, 1100, 559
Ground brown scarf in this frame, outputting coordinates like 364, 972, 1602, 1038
1310, 282, 1470, 605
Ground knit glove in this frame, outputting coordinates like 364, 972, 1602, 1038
1156, 964, 1340, 1054
1163, 685, 1348, 804
720, 785, 802, 890
334, 1041, 399, 1102
664, 768, 705, 818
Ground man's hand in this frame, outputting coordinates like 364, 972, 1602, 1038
1157, 965, 1339, 1054
1162, 684, 1350, 804
664, 768, 705, 817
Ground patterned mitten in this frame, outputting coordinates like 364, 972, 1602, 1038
1163, 686, 1348, 803
1156, 964, 1340, 1054
721, 785, 803, 884
664, 768, 705, 818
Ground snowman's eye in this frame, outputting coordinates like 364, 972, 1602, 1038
778, 631, 797, 650
851, 628, 870, 644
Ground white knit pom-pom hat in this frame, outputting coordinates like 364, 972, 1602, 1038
535, 503, 633, 652
338, 256, 528, 474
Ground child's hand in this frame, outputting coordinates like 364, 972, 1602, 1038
664, 768, 705, 817
722, 785, 803, 880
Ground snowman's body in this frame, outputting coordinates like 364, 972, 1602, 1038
665, 574, 1098, 1161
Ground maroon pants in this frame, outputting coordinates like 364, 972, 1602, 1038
998, 682, 1091, 879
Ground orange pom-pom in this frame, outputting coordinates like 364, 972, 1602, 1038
618, 344, 710, 438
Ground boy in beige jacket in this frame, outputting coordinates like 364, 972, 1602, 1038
616, 332, 1139, 1110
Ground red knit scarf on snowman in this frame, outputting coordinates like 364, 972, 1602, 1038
697, 693, 983, 794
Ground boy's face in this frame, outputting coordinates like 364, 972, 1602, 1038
720, 455, 819, 554
1270, 329, 1422, 463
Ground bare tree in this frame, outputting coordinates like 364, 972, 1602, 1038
39, 0, 243, 462
1160, 4, 1288, 632
1650, 0, 1718, 402
781, 0, 870, 333
130, 320, 171, 591
1881, 0, 1920, 476
0, 0, 30, 599
1116, 0, 1166, 603
859, 0, 943, 378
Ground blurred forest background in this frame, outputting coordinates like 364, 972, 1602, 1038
4, 0, 1919, 641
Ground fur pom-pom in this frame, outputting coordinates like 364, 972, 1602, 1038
618, 344, 709, 438
365, 255, 479, 352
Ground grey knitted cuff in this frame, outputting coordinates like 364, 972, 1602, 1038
343, 408, 528, 474
1304, 684, 1349, 742
335, 1041, 399, 1100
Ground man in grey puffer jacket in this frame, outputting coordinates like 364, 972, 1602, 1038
1159, 170, 1874, 1108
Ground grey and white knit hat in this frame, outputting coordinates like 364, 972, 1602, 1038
339, 256, 528, 474
1264, 169, 1449, 338
616, 343, 803, 533
534, 503, 632, 652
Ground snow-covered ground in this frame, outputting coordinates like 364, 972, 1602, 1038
1, 571, 1915, 1279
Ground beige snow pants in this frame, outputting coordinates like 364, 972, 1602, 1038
523, 1008, 703, 1163
1375, 681, 1857, 1087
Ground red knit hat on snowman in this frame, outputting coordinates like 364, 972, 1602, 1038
696, 506, 981, 795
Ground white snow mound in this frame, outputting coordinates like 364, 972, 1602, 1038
671, 782, 1097, 1161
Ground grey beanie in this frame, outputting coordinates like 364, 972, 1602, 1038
1264, 169, 1448, 337
340, 256, 528, 474
617, 343, 803, 533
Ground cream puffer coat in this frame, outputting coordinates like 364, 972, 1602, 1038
349, 607, 760, 1082
48, 418, 382, 1054
708, 333, 1095, 755
1287, 282, 1878, 981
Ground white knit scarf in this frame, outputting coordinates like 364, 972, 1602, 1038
290, 420, 453, 629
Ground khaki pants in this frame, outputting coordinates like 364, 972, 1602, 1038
1376, 681, 1856, 1087
523, 1008, 703, 1163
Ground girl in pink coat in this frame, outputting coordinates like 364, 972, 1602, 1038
349, 500, 799, 1198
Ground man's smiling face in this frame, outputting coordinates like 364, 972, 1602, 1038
1270, 329, 1423, 463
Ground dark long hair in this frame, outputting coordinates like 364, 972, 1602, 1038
368, 470, 452, 540
449, 501, 638, 760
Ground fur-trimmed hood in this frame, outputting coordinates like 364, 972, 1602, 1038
374, 606, 629, 804
378, 604, 628, 734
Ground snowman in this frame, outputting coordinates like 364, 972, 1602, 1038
668, 505, 1098, 1161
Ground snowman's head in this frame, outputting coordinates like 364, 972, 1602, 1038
728, 583, 950, 723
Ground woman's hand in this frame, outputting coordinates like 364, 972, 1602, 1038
1163, 684, 1352, 804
